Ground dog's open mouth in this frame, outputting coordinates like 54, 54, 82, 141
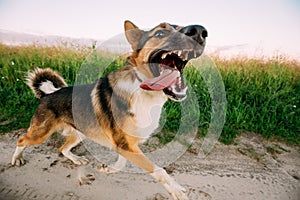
140, 50, 197, 101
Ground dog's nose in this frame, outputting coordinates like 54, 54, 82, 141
180, 25, 208, 45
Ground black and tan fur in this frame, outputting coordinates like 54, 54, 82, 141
12, 21, 207, 200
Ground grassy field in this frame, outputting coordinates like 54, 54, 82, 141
0, 43, 299, 145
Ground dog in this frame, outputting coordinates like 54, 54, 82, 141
11, 20, 207, 200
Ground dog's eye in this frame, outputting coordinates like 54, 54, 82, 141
154, 30, 165, 38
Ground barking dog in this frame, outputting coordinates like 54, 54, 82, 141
12, 20, 207, 200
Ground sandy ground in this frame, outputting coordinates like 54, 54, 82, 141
0, 130, 299, 200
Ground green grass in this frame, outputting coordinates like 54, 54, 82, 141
217, 57, 300, 144
0, 44, 299, 145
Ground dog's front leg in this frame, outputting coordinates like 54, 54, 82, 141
117, 146, 188, 200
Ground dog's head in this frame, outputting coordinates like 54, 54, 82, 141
125, 20, 207, 101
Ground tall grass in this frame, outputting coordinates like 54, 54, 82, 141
0, 44, 299, 145
216, 57, 300, 144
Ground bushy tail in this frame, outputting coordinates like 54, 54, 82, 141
26, 68, 67, 99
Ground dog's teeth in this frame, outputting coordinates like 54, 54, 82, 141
178, 50, 182, 57
182, 50, 188, 61
194, 51, 197, 58
180, 53, 187, 61
178, 76, 182, 84
161, 53, 167, 59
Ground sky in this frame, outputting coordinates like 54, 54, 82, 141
0, 0, 300, 59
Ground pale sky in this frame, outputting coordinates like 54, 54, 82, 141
0, 0, 300, 59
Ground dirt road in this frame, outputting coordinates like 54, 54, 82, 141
0, 130, 299, 200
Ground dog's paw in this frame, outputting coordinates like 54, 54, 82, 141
11, 156, 26, 167
151, 168, 188, 200
168, 182, 188, 200
78, 173, 95, 185
71, 156, 89, 166
98, 164, 120, 174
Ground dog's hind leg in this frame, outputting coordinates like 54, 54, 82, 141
11, 146, 26, 166
11, 111, 58, 166
59, 128, 89, 165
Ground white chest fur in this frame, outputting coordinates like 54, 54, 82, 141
114, 77, 168, 141
112, 68, 168, 142
130, 89, 167, 140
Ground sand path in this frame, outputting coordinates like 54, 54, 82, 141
0, 130, 299, 200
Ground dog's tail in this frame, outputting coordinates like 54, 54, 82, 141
26, 68, 67, 99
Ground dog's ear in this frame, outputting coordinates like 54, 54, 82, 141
124, 20, 144, 51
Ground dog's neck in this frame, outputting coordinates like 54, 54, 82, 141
126, 54, 138, 67
126, 53, 154, 80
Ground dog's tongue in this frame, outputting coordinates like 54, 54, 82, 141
140, 69, 179, 91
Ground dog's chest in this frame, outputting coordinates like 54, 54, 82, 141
129, 90, 167, 140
